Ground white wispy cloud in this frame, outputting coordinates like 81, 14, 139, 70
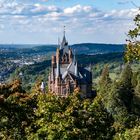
0, 1, 139, 43
117, 0, 131, 5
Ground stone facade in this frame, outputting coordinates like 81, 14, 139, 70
48, 31, 92, 97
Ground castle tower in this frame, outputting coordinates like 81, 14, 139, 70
56, 48, 60, 63
56, 60, 61, 78
61, 26, 68, 48
48, 28, 93, 97
55, 53, 61, 94
69, 49, 73, 63
52, 56, 56, 68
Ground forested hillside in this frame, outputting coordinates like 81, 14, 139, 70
72, 43, 124, 54
9, 52, 124, 91
0, 63, 140, 139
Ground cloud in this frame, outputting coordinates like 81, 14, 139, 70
103, 9, 138, 21
0, 1, 139, 43
31, 4, 61, 15
64, 5, 93, 14
0, 24, 5, 30
117, 0, 130, 5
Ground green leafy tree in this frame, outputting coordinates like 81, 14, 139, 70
26, 92, 114, 140
0, 80, 35, 140
125, 11, 140, 62
116, 123, 140, 140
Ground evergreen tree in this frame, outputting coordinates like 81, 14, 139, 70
132, 75, 140, 115
98, 65, 112, 105
132, 71, 140, 88
119, 64, 134, 112
99, 64, 111, 87
107, 82, 128, 129
106, 64, 135, 132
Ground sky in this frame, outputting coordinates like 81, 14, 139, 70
0, 0, 140, 44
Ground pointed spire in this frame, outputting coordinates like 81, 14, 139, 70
61, 26, 68, 48
56, 60, 60, 78
56, 48, 60, 62
63, 26, 66, 42
51, 66, 55, 81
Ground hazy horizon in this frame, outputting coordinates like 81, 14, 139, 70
0, 42, 125, 46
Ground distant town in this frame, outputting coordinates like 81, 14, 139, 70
0, 43, 124, 84
0, 45, 55, 83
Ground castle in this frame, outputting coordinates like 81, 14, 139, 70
48, 29, 92, 97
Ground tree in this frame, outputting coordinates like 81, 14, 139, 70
106, 64, 135, 132
0, 80, 35, 140
125, 11, 140, 62
26, 92, 114, 140
116, 124, 140, 140
132, 75, 140, 115
99, 65, 111, 86
119, 64, 134, 112
107, 82, 128, 130
98, 65, 112, 105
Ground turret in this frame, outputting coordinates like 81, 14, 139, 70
52, 55, 56, 68
69, 48, 73, 63
51, 66, 55, 82
55, 60, 61, 93
55, 47, 61, 85
56, 48, 60, 63
56, 60, 60, 78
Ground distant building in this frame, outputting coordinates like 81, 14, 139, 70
48, 29, 92, 97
